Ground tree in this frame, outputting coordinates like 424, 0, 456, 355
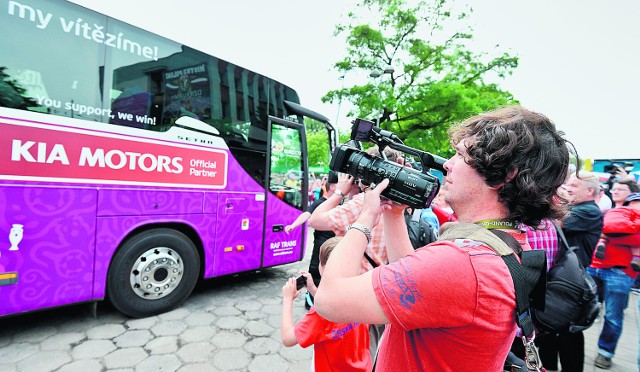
304, 118, 333, 173
322, 0, 519, 157
0, 66, 38, 109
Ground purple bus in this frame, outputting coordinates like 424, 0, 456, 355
0, 0, 336, 318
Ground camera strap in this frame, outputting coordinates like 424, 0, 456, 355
363, 252, 378, 268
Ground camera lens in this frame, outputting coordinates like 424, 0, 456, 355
330, 144, 440, 209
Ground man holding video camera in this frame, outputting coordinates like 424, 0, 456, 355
314, 106, 575, 370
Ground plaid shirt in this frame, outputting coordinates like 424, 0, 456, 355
519, 219, 559, 271
327, 193, 388, 273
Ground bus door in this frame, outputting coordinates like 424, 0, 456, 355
263, 117, 308, 268
213, 189, 267, 277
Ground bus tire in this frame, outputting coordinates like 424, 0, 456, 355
107, 228, 200, 318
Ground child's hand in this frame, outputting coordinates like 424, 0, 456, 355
299, 271, 317, 296
282, 277, 301, 301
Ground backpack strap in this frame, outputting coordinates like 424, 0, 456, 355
550, 220, 577, 261
492, 229, 547, 310
491, 229, 547, 372
490, 229, 523, 255
501, 252, 546, 337
439, 223, 546, 338
435, 222, 547, 371
438, 222, 513, 256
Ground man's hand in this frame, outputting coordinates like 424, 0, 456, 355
357, 179, 392, 228
284, 225, 294, 234
336, 173, 355, 196
615, 166, 632, 181
313, 178, 392, 324
309, 173, 355, 231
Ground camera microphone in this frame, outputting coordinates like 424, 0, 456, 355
371, 126, 402, 143
425, 153, 447, 172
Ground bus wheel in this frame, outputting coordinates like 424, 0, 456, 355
108, 228, 200, 318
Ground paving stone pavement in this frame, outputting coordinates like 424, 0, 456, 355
0, 230, 638, 371
0, 238, 316, 372
582, 291, 639, 372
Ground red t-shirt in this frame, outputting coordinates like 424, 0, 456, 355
294, 308, 372, 372
372, 239, 517, 371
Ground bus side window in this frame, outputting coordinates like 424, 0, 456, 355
0, 0, 103, 120
106, 19, 186, 131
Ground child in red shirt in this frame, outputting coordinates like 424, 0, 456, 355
594, 193, 640, 271
280, 237, 372, 372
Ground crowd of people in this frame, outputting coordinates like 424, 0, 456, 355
277, 105, 640, 371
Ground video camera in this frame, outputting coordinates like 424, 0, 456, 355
329, 118, 445, 209
603, 161, 634, 175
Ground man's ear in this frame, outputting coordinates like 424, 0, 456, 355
491, 168, 519, 190
505, 168, 519, 183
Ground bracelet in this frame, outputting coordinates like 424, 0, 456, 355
347, 223, 372, 243
334, 189, 345, 197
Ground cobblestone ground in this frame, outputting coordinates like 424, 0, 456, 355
1, 230, 639, 371
0, 244, 314, 372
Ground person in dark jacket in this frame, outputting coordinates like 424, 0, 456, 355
563, 171, 604, 267
535, 171, 603, 371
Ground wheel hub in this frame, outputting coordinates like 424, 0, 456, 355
130, 247, 183, 299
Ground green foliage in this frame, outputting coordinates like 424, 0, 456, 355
307, 130, 331, 169
305, 118, 328, 134
323, 0, 519, 157
0, 66, 38, 109
305, 118, 333, 170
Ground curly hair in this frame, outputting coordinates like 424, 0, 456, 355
448, 106, 577, 227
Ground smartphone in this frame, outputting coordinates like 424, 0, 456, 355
295, 275, 307, 290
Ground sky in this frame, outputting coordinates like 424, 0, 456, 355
70, 0, 640, 161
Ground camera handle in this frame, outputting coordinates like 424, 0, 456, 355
383, 140, 447, 176
348, 117, 447, 175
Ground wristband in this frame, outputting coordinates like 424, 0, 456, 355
334, 189, 345, 197
347, 223, 372, 243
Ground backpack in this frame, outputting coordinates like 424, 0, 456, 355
439, 223, 547, 371
405, 208, 438, 249
531, 222, 600, 333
